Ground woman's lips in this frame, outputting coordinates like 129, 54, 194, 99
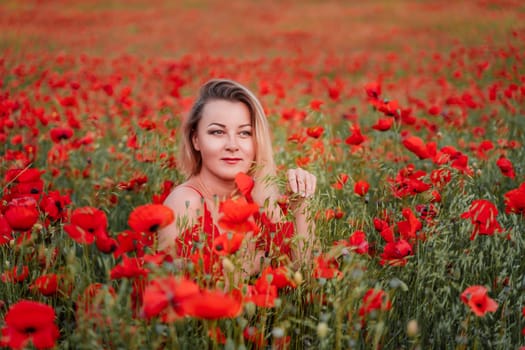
222, 158, 242, 164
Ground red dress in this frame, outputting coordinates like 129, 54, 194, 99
173, 185, 295, 274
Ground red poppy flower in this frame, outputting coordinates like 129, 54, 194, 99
235, 172, 255, 200
431, 190, 442, 203
324, 78, 344, 101
504, 182, 525, 216
39, 190, 71, 222
118, 174, 148, 191
496, 155, 515, 179
377, 99, 401, 117
72, 132, 95, 148
141, 276, 200, 321
152, 180, 175, 204
141, 251, 173, 266
110, 256, 149, 279
460, 285, 498, 317
181, 289, 243, 320
31, 274, 64, 297
295, 156, 311, 167
389, 164, 431, 198
325, 207, 344, 220
336, 230, 369, 255
245, 283, 278, 308
0, 213, 13, 245
128, 204, 174, 234
5, 168, 44, 184
427, 105, 441, 116
174, 203, 221, 258
433, 145, 458, 165
379, 224, 395, 243
397, 208, 422, 242
63, 207, 108, 245
0, 300, 59, 350
59, 95, 77, 107
372, 117, 394, 131
5, 169, 44, 201
313, 255, 342, 279
365, 81, 381, 100
287, 132, 307, 144
281, 107, 306, 122
461, 199, 504, 240
359, 289, 391, 318
258, 266, 296, 290
255, 214, 294, 258
347, 230, 369, 254
430, 168, 452, 188
4, 197, 39, 231
188, 251, 222, 276
416, 203, 438, 224
62, 225, 92, 245
114, 229, 154, 258
345, 123, 366, 146
94, 233, 118, 254
374, 217, 390, 232
380, 239, 413, 266
218, 197, 259, 233
306, 126, 324, 139
332, 173, 349, 190
50, 126, 74, 143
354, 180, 370, 196
402, 135, 436, 160
473, 140, 494, 160
212, 232, 245, 255
450, 153, 473, 175
1, 266, 29, 283
309, 99, 323, 111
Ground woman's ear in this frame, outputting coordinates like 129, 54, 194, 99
192, 132, 200, 151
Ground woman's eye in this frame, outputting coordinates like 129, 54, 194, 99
209, 130, 224, 135
240, 131, 252, 137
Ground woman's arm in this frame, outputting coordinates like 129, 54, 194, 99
157, 186, 203, 252
286, 168, 317, 265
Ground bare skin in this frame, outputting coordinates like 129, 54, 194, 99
158, 99, 316, 274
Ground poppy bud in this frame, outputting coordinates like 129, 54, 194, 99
316, 322, 330, 338
407, 319, 419, 337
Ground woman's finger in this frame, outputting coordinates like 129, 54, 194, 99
296, 172, 307, 196
287, 169, 298, 193
287, 168, 316, 198
306, 173, 316, 197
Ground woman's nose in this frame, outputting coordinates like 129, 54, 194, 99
225, 134, 239, 151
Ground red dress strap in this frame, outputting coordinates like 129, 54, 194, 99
182, 184, 204, 199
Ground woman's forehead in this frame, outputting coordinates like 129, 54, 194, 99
200, 99, 252, 126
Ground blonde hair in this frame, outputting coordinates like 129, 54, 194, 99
179, 79, 280, 209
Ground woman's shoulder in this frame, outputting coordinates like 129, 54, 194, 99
163, 181, 204, 214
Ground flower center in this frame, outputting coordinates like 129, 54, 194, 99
24, 326, 37, 334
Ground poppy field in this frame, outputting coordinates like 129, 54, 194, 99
1, 0, 525, 349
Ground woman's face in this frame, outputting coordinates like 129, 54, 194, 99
193, 99, 255, 182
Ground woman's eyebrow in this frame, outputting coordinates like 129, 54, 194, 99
207, 122, 226, 128
206, 123, 252, 128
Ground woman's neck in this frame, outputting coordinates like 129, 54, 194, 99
191, 172, 237, 200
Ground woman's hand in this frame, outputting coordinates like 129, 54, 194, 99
286, 167, 317, 200
286, 168, 317, 264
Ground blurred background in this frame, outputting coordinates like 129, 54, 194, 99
1, 0, 523, 58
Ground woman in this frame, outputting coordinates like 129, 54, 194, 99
158, 79, 316, 273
